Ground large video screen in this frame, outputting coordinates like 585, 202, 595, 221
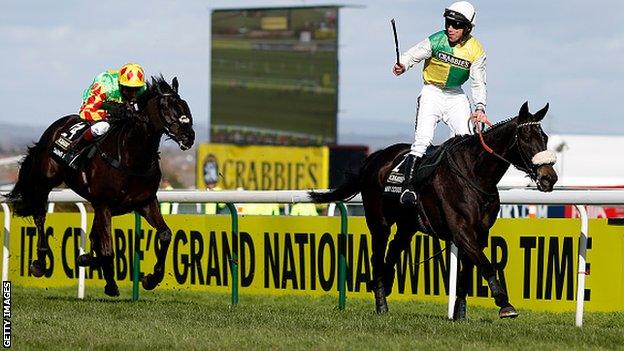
210, 6, 338, 146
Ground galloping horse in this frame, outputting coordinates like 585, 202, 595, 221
311, 102, 558, 319
5, 76, 195, 296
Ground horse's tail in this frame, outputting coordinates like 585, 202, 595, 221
4, 142, 47, 217
309, 170, 360, 203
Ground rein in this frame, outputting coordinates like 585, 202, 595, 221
475, 121, 538, 178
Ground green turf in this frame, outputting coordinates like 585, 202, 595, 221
12, 286, 624, 350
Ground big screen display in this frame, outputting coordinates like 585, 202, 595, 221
211, 6, 338, 145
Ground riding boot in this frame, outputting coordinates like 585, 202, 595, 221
65, 130, 94, 169
399, 154, 420, 206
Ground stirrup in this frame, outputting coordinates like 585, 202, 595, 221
400, 189, 418, 206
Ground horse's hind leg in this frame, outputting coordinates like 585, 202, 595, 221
91, 205, 118, 297
137, 198, 171, 291
363, 195, 392, 313
29, 212, 50, 277
453, 250, 473, 320
382, 221, 416, 296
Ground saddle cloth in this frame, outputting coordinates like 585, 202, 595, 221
50, 120, 89, 163
383, 143, 449, 198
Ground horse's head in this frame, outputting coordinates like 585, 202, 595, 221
511, 102, 558, 192
143, 76, 195, 150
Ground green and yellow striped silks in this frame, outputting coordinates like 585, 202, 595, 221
423, 30, 484, 88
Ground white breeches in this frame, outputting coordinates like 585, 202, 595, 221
90, 121, 110, 136
410, 84, 472, 157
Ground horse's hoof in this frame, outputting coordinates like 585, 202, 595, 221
104, 284, 120, 297
141, 274, 159, 291
77, 253, 97, 267
453, 298, 467, 320
376, 302, 389, 314
29, 260, 46, 278
373, 285, 389, 313
499, 305, 519, 318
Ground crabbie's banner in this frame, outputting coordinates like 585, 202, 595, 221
2, 213, 623, 312
196, 143, 329, 190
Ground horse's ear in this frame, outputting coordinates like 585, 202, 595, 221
533, 103, 549, 122
152, 77, 162, 94
518, 101, 530, 122
172, 77, 179, 93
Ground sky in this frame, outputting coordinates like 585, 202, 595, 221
1, 0, 623, 142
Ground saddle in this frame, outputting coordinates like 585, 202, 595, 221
383, 143, 450, 198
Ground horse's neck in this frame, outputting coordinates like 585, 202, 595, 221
458, 122, 518, 191
120, 123, 162, 167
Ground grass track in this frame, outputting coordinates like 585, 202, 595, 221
13, 286, 624, 350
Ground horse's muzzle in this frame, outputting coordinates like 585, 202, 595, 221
178, 130, 195, 151
536, 164, 558, 192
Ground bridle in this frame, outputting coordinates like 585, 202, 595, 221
476, 120, 554, 182
144, 92, 191, 139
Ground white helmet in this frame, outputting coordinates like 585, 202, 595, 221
444, 1, 476, 27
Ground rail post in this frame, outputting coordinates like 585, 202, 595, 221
225, 203, 239, 306
132, 212, 142, 301
336, 202, 348, 309
75, 203, 87, 299
1, 203, 10, 285
574, 205, 589, 327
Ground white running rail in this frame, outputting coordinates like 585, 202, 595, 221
2, 187, 624, 327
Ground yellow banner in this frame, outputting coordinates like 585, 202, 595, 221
260, 17, 288, 31
3, 213, 623, 312
196, 143, 329, 190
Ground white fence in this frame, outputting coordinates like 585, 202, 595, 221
2, 187, 624, 327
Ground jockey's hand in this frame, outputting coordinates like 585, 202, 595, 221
393, 63, 406, 76
471, 109, 490, 125
103, 102, 131, 121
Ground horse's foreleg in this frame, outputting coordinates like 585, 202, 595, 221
29, 213, 50, 277
456, 234, 518, 318
137, 199, 171, 291
77, 223, 102, 268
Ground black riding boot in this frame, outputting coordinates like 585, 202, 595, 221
64, 134, 92, 170
399, 154, 420, 206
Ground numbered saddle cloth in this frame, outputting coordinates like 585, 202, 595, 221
50, 119, 90, 164
383, 144, 450, 198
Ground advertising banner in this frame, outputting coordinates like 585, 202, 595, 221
196, 143, 329, 190
2, 212, 622, 312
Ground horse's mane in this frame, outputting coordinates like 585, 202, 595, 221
146, 75, 176, 96
444, 115, 519, 149
134, 75, 176, 112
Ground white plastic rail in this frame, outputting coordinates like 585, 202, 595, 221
1, 187, 623, 327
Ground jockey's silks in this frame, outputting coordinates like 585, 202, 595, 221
79, 70, 146, 121
423, 30, 485, 88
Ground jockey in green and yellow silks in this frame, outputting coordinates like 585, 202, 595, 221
422, 30, 485, 89
65, 63, 147, 169
392, 1, 488, 206
79, 63, 147, 122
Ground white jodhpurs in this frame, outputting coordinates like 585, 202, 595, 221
90, 121, 110, 137
410, 84, 472, 157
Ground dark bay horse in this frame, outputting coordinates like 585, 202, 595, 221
311, 102, 558, 319
5, 76, 195, 296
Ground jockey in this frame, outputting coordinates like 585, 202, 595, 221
393, 1, 489, 206
65, 63, 147, 167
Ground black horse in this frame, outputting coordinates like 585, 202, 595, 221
5, 76, 195, 296
311, 102, 558, 319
